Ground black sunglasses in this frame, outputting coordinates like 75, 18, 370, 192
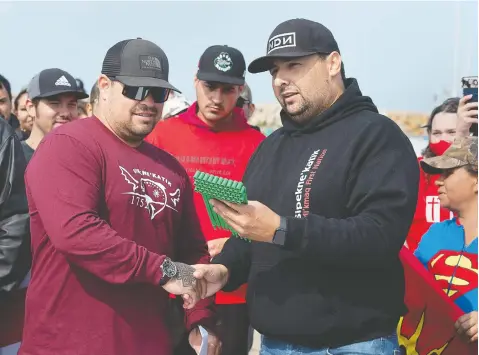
110, 77, 170, 103
122, 85, 170, 104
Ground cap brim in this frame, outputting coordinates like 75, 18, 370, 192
115, 76, 180, 93
248, 51, 318, 73
197, 72, 245, 86
420, 156, 466, 175
35, 89, 89, 100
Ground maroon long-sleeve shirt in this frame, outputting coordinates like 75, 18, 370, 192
19, 117, 214, 355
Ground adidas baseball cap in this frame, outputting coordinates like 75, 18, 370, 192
197, 45, 246, 86
248, 18, 340, 73
27, 68, 89, 100
101, 38, 179, 92
421, 136, 478, 175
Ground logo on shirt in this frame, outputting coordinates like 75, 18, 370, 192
294, 149, 327, 218
268, 32, 296, 54
428, 250, 478, 300
214, 52, 233, 72
119, 166, 181, 220
425, 196, 454, 223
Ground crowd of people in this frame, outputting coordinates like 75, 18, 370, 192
0, 17, 477, 355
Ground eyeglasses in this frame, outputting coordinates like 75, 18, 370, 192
122, 85, 170, 104
109, 77, 170, 103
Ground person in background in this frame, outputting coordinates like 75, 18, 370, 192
0, 74, 22, 140
22, 68, 88, 164
13, 89, 33, 140
237, 83, 260, 132
77, 100, 89, 118
415, 136, 478, 344
88, 82, 99, 116
407, 98, 459, 252
19, 38, 219, 355
147, 44, 264, 355
161, 90, 191, 120
0, 117, 31, 355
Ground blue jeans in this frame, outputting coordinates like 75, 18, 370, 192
260, 334, 404, 355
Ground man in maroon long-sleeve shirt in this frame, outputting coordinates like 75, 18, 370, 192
19, 38, 219, 355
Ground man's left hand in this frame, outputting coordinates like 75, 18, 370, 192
188, 327, 221, 355
210, 199, 280, 243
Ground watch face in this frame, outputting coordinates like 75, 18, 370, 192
162, 259, 177, 277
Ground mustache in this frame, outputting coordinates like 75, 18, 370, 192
131, 103, 158, 115
207, 104, 224, 111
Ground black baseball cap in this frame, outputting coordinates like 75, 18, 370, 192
197, 45, 246, 85
27, 68, 89, 100
248, 18, 340, 74
101, 38, 179, 92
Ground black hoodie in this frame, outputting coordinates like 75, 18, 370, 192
213, 79, 419, 349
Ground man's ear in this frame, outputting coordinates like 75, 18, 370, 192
97, 75, 111, 101
328, 51, 342, 78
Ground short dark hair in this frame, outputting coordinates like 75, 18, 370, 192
0, 74, 12, 100
318, 53, 347, 84
90, 82, 99, 106
422, 97, 460, 158
14, 88, 28, 111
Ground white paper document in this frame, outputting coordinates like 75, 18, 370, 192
198, 325, 209, 355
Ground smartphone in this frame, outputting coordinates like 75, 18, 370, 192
461, 76, 478, 136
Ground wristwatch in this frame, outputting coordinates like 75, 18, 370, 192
159, 257, 178, 286
272, 216, 287, 246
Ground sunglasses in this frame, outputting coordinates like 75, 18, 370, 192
109, 77, 170, 103
122, 85, 170, 103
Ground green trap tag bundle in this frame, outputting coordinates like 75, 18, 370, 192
193, 171, 250, 242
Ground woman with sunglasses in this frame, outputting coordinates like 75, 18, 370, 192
415, 136, 478, 344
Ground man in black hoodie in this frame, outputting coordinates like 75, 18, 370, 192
191, 18, 419, 354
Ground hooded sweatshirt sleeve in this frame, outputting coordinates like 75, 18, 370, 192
284, 118, 419, 267
0, 122, 30, 291
25, 133, 166, 285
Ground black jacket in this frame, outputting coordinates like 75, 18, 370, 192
214, 79, 419, 349
0, 118, 31, 294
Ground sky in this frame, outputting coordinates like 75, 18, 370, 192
1, 1, 477, 112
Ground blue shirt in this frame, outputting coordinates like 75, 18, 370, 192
415, 219, 478, 314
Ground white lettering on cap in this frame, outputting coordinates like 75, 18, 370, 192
267, 32, 296, 54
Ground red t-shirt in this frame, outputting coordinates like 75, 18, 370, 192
20, 117, 214, 355
147, 103, 265, 304
406, 157, 453, 252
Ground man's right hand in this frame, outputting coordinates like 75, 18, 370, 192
456, 95, 478, 137
192, 264, 229, 299
161, 262, 205, 309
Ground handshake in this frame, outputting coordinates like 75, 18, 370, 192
161, 261, 230, 309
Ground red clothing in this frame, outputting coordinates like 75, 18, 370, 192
20, 117, 214, 355
406, 156, 453, 252
147, 103, 265, 304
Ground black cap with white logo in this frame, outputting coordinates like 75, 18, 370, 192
27, 68, 89, 100
101, 38, 179, 92
197, 45, 246, 86
248, 18, 340, 74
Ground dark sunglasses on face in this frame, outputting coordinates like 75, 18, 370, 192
122, 85, 170, 103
